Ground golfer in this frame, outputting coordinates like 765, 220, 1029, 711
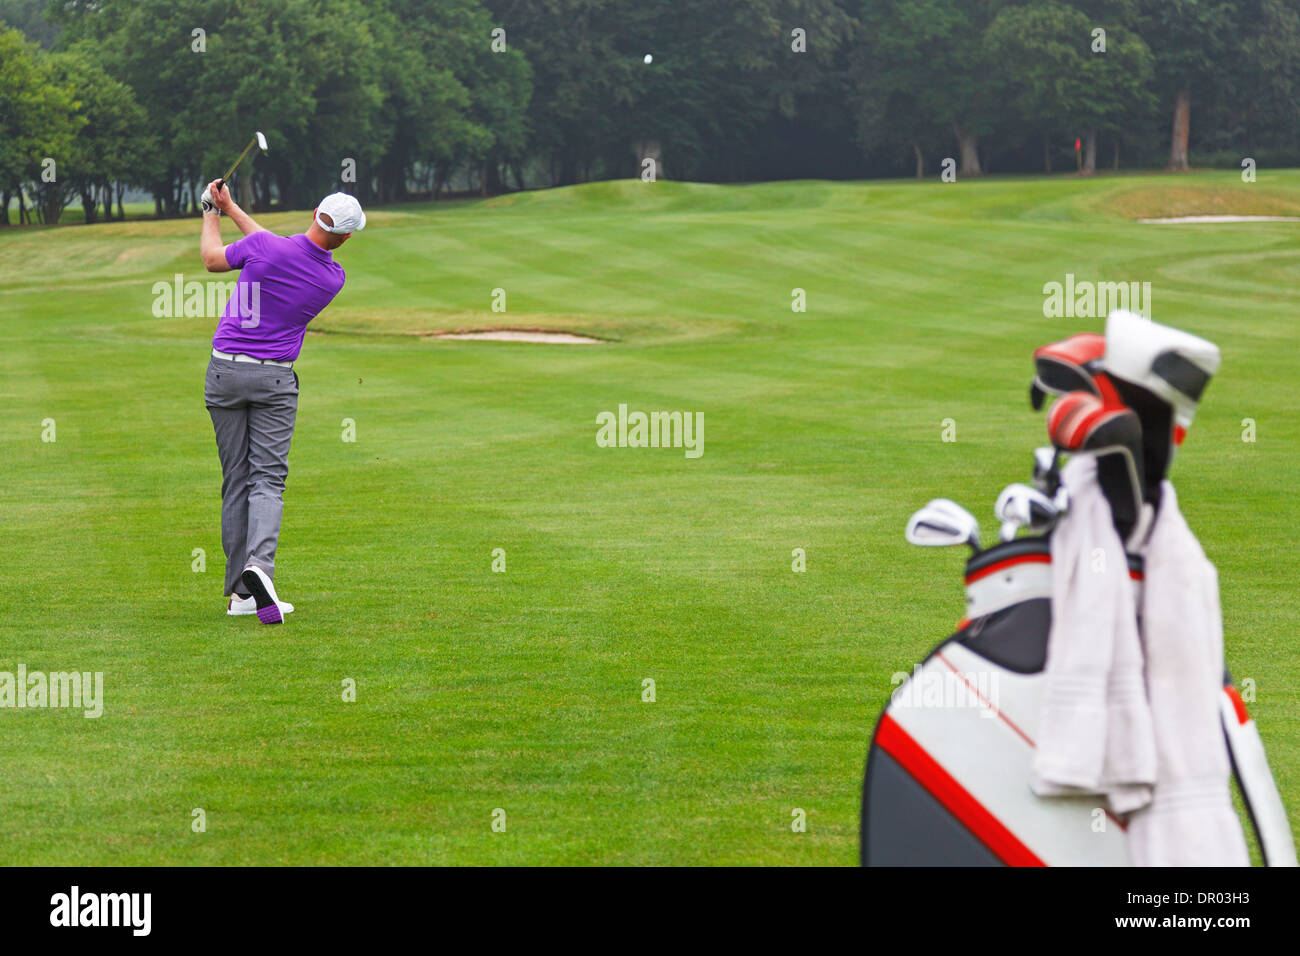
198, 182, 365, 624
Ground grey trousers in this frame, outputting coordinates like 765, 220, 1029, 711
204, 356, 299, 595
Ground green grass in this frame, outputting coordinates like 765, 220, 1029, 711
1, 169, 1297, 865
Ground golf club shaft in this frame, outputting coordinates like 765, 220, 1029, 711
217, 136, 259, 190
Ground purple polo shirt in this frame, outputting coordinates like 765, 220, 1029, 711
212, 231, 346, 362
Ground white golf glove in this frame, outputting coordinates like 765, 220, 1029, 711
200, 187, 222, 216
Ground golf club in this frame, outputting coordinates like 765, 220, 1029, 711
1032, 445, 1060, 496
994, 482, 1059, 541
905, 498, 982, 553
216, 130, 268, 195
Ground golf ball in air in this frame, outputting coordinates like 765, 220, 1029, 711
644, 54, 653, 64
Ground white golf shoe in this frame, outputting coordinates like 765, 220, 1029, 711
236, 566, 288, 624
227, 594, 295, 618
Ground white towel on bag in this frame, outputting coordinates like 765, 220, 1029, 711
1126, 480, 1249, 866
1032, 456, 1156, 811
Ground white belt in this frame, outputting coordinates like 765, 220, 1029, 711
212, 348, 293, 368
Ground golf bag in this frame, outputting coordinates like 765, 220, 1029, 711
862, 536, 1129, 865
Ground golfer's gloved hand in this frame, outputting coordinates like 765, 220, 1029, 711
201, 180, 229, 216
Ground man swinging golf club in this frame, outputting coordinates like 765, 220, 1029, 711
199, 177, 365, 623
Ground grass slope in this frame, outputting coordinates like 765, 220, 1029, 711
0, 170, 1297, 865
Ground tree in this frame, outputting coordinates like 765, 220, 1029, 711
0, 27, 79, 224
392, 0, 532, 198
1075, 22, 1154, 172
646, 0, 854, 182
47, 48, 153, 223
482, 0, 852, 185
217, 0, 386, 209
6, 0, 1299, 214
484, 0, 641, 184
985, 3, 1093, 172
1229, 0, 1300, 158
851, 0, 966, 177
54, 0, 228, 214
851, 0, 1001, 177
0, 0, 58, 48
49, 0, 529, 210
984, 2, 1153, 174
1137, 0, 1236, 170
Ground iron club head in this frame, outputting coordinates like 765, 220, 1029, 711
994, 483, 1060, 541
1032, 446, 1060, 495
906, 498, 982, 553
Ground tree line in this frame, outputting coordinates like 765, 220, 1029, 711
2, 0, 1298, 225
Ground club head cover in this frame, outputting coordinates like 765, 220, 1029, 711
1029, 333, 1116, 410
1101, 310, 1220, 488
1047, 390, 1146, 541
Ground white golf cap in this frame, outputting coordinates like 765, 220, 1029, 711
1102, 309, 1220, 429
315, 192, 366, 234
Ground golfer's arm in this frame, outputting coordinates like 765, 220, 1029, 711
200, 214, 232, 273
223, 201, 266, 238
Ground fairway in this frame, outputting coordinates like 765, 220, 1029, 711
1, 171, 1297, 865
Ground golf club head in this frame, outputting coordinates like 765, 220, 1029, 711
256, 130, 269, 153
1032, 446, 1059, 495
994, 483, 1059, 540
906, 498, 981, 552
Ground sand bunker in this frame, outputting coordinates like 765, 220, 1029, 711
1138, 215, 1300, 224
431, 328, 603, 344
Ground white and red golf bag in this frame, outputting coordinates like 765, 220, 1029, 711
861, 537, 1294, 866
